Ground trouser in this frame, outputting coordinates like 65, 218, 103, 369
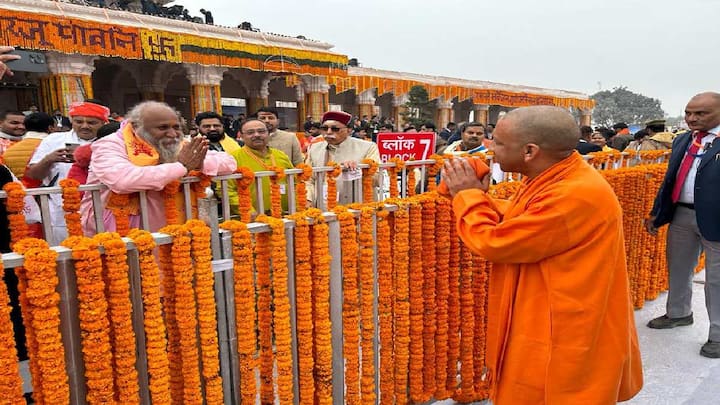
666, 206, 720, 341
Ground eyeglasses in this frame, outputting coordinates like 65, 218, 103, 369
320, 125, 346, 132
242, 128, 268, 135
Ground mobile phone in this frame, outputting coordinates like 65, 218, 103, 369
4, 49, 48, 73
65, 142, 80, 152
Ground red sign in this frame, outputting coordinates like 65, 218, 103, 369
376, 132, 436, 163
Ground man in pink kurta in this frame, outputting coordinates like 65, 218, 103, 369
80, 101, 236, 234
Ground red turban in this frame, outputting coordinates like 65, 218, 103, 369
68, 102, 110, 122
321, 111, 353, 126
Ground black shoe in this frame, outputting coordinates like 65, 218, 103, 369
700, 341, 720, 358
647, 313, 694, 329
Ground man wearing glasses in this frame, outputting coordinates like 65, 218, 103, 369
254, 107, 303, 166
305, 111, 380, 207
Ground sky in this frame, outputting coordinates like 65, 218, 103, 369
178, 0, 720, 117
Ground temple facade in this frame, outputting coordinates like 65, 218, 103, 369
0, 0, 594, 130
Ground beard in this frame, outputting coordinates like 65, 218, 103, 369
204, 130, 223, 143
137, 126, 181, 163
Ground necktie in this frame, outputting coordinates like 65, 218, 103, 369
671, 131, 706, 203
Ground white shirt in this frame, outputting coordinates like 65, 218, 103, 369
28, 130, 92, 244
678, 124, 720, 204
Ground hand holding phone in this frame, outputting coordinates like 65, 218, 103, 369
0, 46, 21, 79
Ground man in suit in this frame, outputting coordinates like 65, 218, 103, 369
645, 92, 720, 358
576, 125, 602, 154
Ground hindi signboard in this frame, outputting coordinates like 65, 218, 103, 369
376, 132, 436, 163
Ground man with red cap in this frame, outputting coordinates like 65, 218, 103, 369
26, 100, 110, 244
304, 110, 380, 207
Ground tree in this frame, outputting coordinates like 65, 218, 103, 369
591, 87, 665, 128
400, 85, 434, 129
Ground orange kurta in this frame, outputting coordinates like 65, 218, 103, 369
453, 152, 642, 404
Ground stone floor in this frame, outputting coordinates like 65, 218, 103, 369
439, 270, 720, 405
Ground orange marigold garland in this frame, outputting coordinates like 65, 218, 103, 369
325, 162, 342, 210
294, 163, 314, 212
252, 223, 275, 404
61, 236, 114, 403
219, 220, 258, 405
268, 166, 286, 218
358, 206, 377, 404
472, 258, 491, 399
257, 216, 294, 404
186, 220, 224, 404
331, 207, 360, 405
407, 198, 424, 402
127, 229, 171, 404
434, 195, 452, 400
390, 201, 411, 404
59, 178, 83, 237
235, 167, 255, 223
446, 209, 461, 396
407, 165, 417, 197
0, 257, 24, 404
14, 238, 69, 404
455, 242, 476, 402
157, 239, 183, 404
305, 208, 333, 405
3, 182, 30, 244
361, 159, 379, 203
188, 170, 212, 199
107, 192, 131, 237
163, 180, 181, 226
427, 154, 444, 193
388, 158, 405, 199
285, 212, 315, 404
376, 207, 395, 403
420, 195, 437, 399
93, 232, 139, 404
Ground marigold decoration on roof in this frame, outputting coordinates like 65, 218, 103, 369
61, 236, 114, 403
376, 207, 396, 403
0, 256, 24, 404
59, 178, 82, 237
269, 166, 286, 217
127, 229, 171, 404
285, 212, 315, 404
13, 238, 69, 404
361, 159, 379, 203
2, 182, 29, 245
107, 192, 131, 236
219, 220, 258, 405
407, 198, 424, 402
93, 232, 139, 404
235, 167, 255, 223
325, 162, 342, 210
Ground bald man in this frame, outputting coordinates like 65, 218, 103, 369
442, 106, 642, 404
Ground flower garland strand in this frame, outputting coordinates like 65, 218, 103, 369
188, 171, 212, 199
59, 178, 83, 237
107, 192, 131, 236
14, 238, 69, 404
158, 240, 184, 404
61, 236, 114, 403
390, 201, 411, 404
419, 194, 438, 399
163, 181, 181, 226
361, 159, 379, 203
331, 207, 360, 405
455, 242, 476, 403
305, 208, 333, 405
376, 207, 395, 403
427, 154, 444, 193
445, 209, 461, 396
252, 222, 275, 404
358, 206, 377, 404
285, 213, 315, 404
235, 167, 255, 223
219, 220, 258, 405
2, 182, 30, 244
387, 158, 405, 199
186, 220, 224, 404
473, 258, 491, 398
160, 225, 203, 404
407, 198, 424, 402
407, 165, 417, 197
268, 166, 286, 218
434, 195, 452, 400
93, 233, 139, 404
325, 162, 342, 210
127, 229, 171, 404
0, 256, 25, 404
257, 216, 294, 404
294, 163, 314, 212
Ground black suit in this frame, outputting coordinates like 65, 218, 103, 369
575, 140, 602, 155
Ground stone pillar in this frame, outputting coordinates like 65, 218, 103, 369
301, 76, 329, 122
246, 75, 271, 116
473, 103, 490, 125
580, 108, 593, 126
40, 52, 97, 115
391, 94, 408, 129
184, 64, 226, 118
295, 85, 307, 127
435, 98, 453, 130
356, 89, 376, 120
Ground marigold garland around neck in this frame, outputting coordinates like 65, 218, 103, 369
285, 212, 315, 403
61, 236, 114, 403
126, 229, 171, 404
92, 232, 139, 404
235, 167, 255, 222
219, 220, 258, 405
0, 256, 25, 404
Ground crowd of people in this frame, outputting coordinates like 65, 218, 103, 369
576, 120, 684, 154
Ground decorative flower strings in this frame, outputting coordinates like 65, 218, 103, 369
426, 154, 445, 193
162, 181, 182, 226
407, 165, 417, 197
390, 201, 411, 404
59, 178, 83, 237
107, 192, 131, 237
376, 207, 395, 403
186, 220, 224, 404
268, 166, 286, 218
157, 237, 183, 403
407, 198, 424, 402
446, 209, 461, 396
434, 194, 452, 400
61, 236, 114, 403
472, 256, 491, 398
358, 206, 377, 404
14, 238, 69, 404
285, 212, 315, 404
420, 195, 437, 399
330, 206, 360, 405
325, 162, 342, 211
235, 167, 255, 223
93, 232, 139, 404
251, 220, 275, 404
361, 159, 379, 203
0, 256, 25, 404
127, 229, 171, 404
2, 182, 30, 245
219, 220, 257, 405
455, 242, 476, 403
294, 163, 314, 213
188, 170, 212, 199
387, 158, 405, 199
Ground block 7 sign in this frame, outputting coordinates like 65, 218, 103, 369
376, 132, 436, 163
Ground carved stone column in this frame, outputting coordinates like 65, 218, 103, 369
472, 103, 490, 125
301, 76, 329, 122
41, 52, 97, 115
580, 108, 593, 126
435, 97, 453, 130
356, 89, 376, 121
184, 64, 226, 117
391, 94, 409, 129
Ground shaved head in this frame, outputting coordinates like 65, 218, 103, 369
502, 106, 580, 154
